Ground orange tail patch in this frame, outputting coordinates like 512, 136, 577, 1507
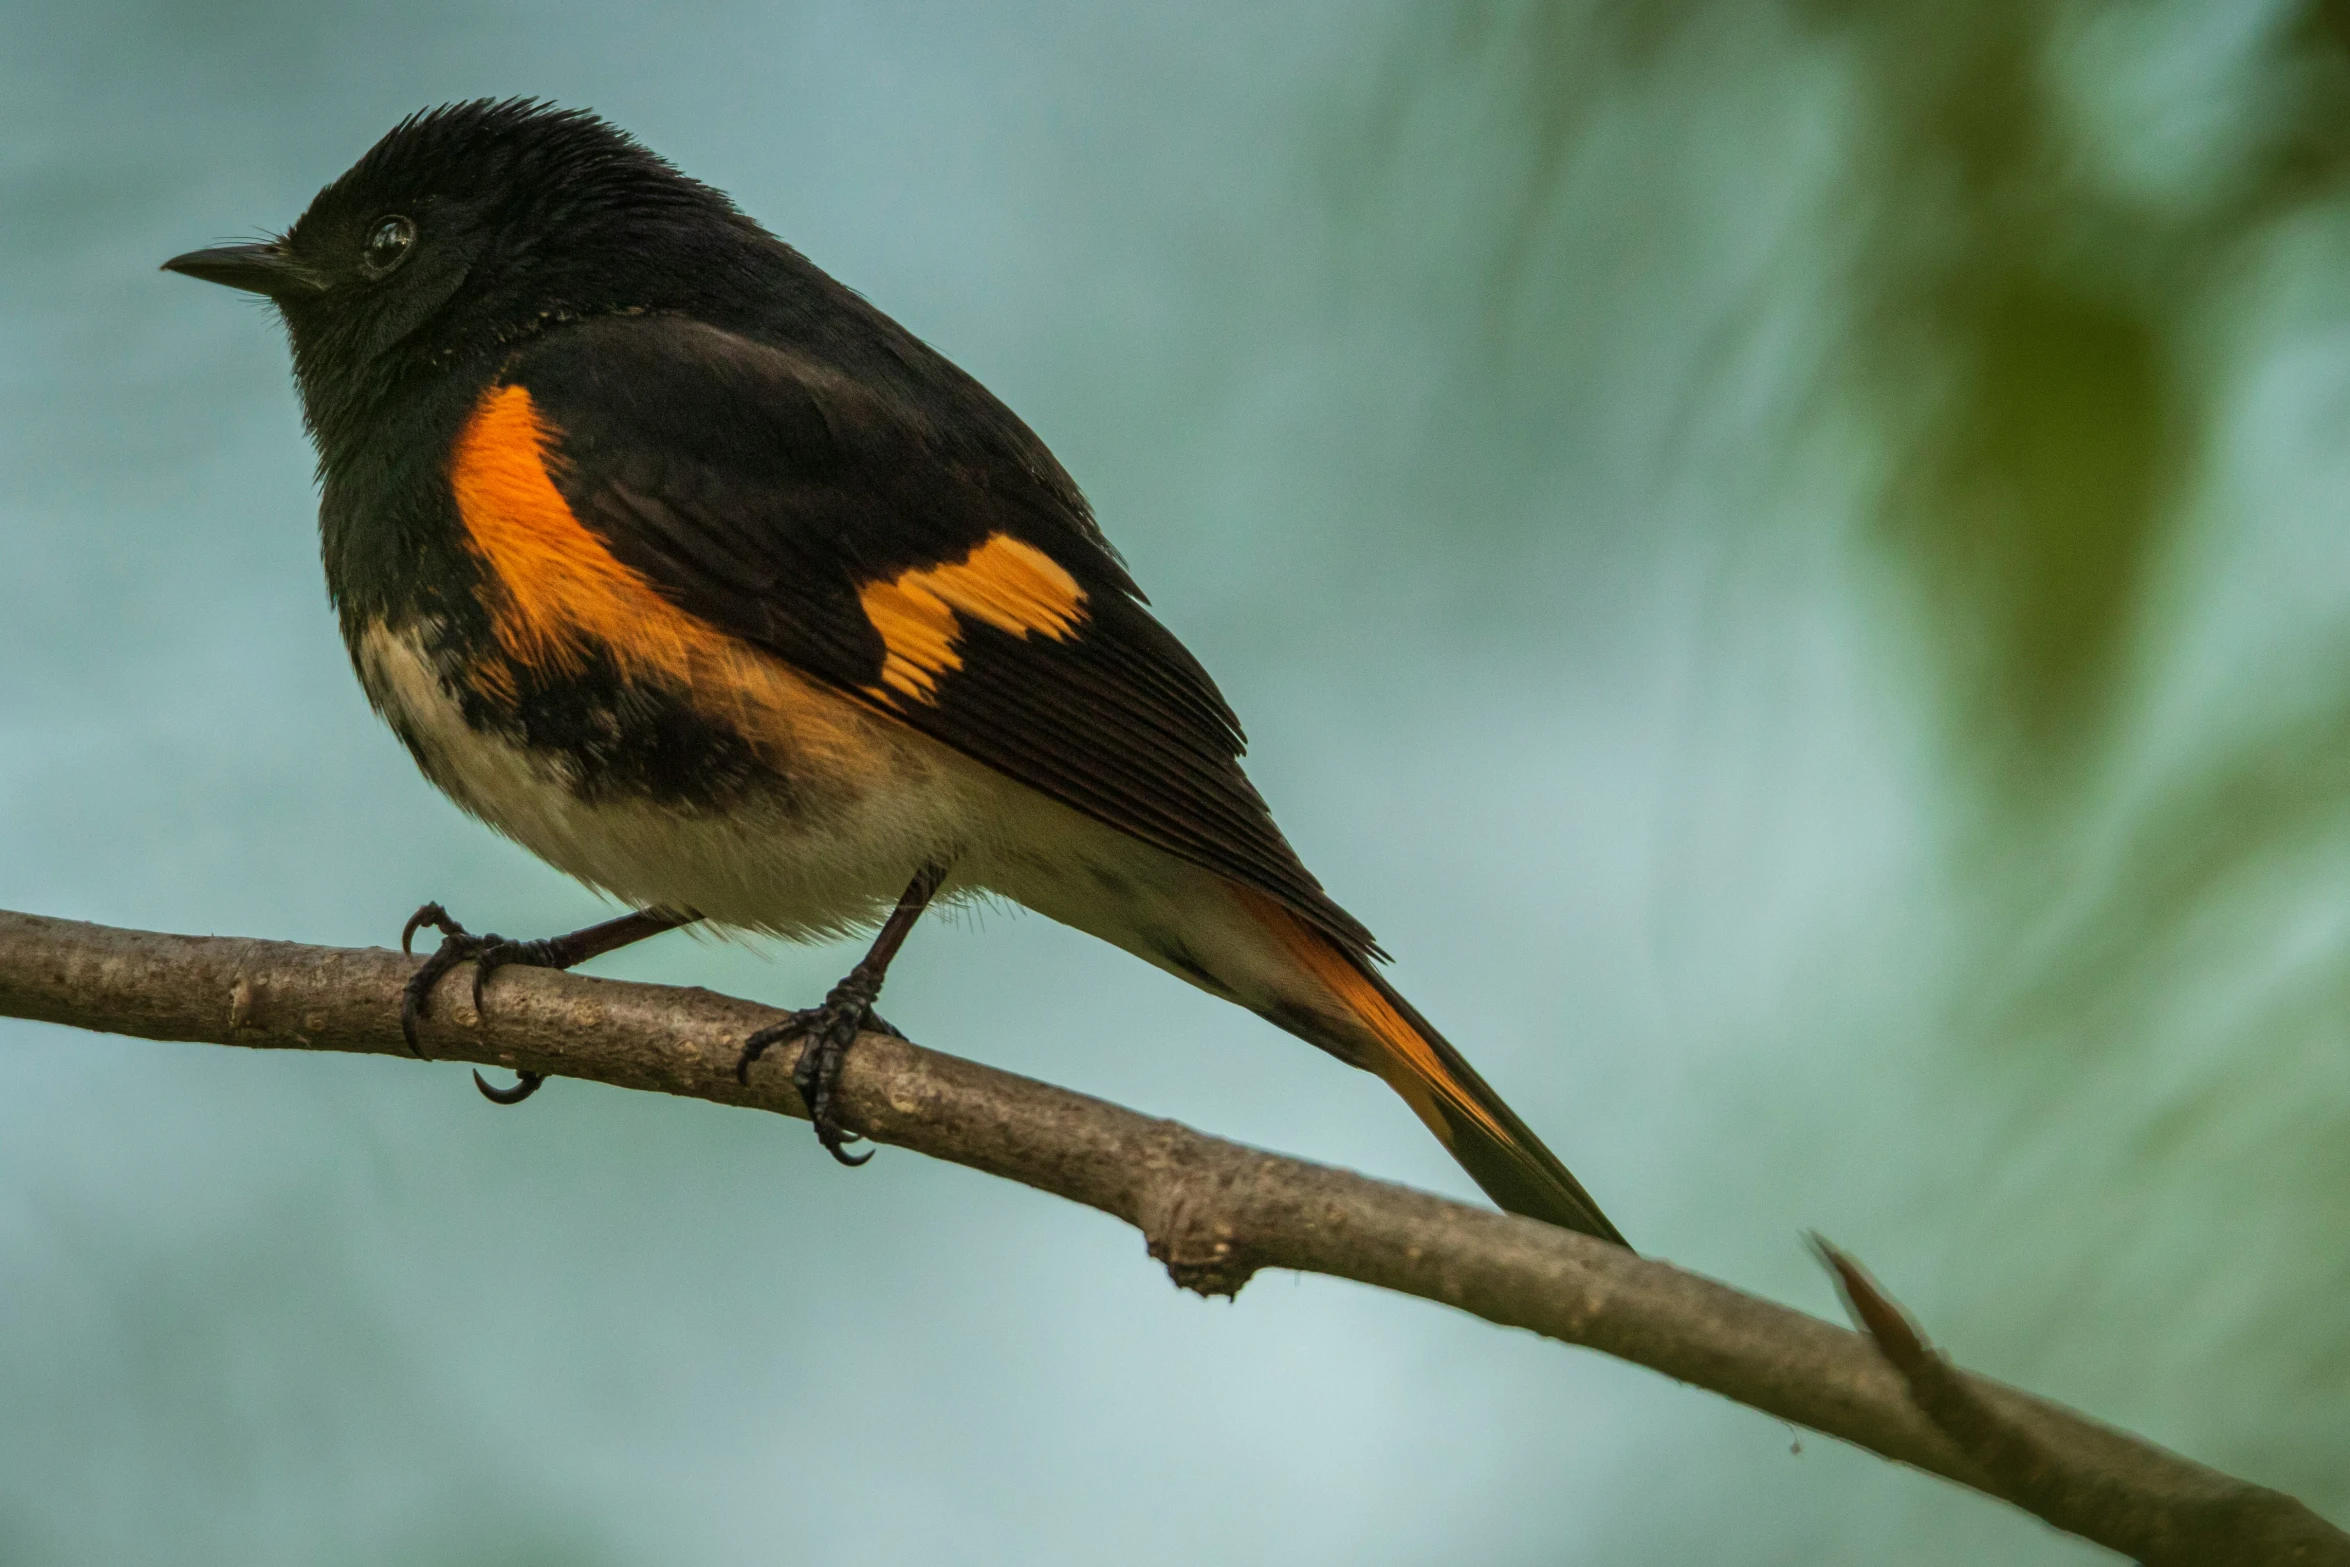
1238, 889, 1506, 1148
1236, 887, 1626, 1246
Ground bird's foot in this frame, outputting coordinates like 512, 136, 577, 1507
735, 976, 900, 1165
398, 901, 552, 1105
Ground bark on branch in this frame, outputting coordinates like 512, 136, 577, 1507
1, 909, 2340, 1564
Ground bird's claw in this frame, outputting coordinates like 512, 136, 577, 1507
736, 980, 886, 1166
397, 901, 548, 1104
401, 901, 459, 956
472, 1067, 545, 1105
400, 904, 483, 1060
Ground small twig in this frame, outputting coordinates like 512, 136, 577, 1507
1817, 1239, 2346, 1565
1, 908, 2342, 1562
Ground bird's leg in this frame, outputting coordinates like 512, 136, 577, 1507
400, 903, 695, 1102
735, 865, 945, 1165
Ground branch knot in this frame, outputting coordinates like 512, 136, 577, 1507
1136, 1130, 1262, 1298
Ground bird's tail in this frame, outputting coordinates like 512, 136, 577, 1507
1240, 892, 1627, 1247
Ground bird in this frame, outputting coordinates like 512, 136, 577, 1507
163, 98, 1624, 1246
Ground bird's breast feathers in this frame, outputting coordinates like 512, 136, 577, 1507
351, 612, 1314, 1033
351, 615, 966, 940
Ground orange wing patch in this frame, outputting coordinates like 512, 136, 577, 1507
446, 384, 881, 774
859, 534, 1086, 701
449, 383, 705, 681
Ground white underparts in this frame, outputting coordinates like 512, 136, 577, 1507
349, 620, 1345, 1044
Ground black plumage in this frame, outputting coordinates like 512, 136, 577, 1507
160, 98, 1622, 1244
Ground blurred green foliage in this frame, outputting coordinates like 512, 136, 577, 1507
1355, 0, 2350, 1526
1400, 0, 2350, 786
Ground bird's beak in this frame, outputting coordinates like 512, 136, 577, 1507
161, 241, 327, 299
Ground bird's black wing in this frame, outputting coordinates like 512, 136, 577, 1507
499, 312, 1376, 955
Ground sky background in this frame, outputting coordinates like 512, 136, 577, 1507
4, 1, 2348, 1561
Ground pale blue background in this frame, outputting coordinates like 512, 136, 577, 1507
3, 2, 2345, 1561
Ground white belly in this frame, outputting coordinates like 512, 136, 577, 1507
354, 620, 987, 938
352, 620, 1330, 1035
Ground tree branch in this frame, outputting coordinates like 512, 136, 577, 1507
1, 909, 2339, 1563
1813, 1241, 2335, 1563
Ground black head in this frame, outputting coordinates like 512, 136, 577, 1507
165, 100, 765, 448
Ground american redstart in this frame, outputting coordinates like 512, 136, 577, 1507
164, 99, 1622, 1245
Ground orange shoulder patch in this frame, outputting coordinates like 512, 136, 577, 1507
858, 534, 1087, 701
445, 383, 901, 778
449, 383, 705, 682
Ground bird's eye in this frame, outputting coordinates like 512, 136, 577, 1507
361, 215, 417, 277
